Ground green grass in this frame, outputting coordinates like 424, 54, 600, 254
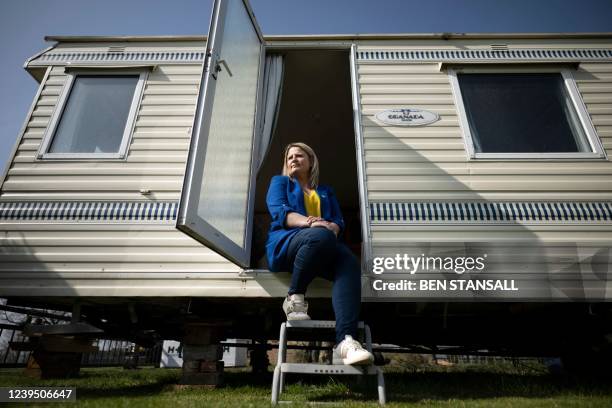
0, 362, 611, 407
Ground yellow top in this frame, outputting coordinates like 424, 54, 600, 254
303, 189, 321, 218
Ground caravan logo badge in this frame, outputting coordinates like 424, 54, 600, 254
375, 108, 439, 126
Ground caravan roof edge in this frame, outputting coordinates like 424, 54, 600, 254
44, 32, 612, 43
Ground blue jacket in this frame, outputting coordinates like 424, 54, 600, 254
265, 175, 345, 272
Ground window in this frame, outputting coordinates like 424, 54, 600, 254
448, 67, 604, 159
39, 70, 147, 159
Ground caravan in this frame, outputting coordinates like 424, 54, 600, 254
1, 0, 611, 379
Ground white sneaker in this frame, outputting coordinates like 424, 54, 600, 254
332, 335, 374, 365
282, 294, 310, 321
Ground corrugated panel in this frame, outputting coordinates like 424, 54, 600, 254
0, 41, 248, 296
371, 224, 612, 242
0, 274, 329, 298
357, 58, 612, 195
1, 62, 199, 201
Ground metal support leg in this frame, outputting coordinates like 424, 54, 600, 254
271, 365, 281, 405
377, 367, 386, 405
271, 323, 287, 404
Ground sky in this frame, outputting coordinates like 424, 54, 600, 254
1, 0, 612, 175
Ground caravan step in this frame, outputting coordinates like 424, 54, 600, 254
280, 362, 380, 375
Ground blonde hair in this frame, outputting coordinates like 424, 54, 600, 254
282, 142, 319, 188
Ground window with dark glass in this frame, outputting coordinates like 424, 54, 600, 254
457, 73, 591, 153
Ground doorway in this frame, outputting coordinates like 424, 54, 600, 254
251, 49, 362, 269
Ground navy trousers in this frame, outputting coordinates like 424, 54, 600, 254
284, 227, 361, 344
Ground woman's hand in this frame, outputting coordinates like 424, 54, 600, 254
305, 216, 323, 226
310, 220, 340, 236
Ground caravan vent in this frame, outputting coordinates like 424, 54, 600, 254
108, 46, 126, 53
490, 44, 509, 51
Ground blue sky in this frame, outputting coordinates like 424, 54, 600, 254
1, 0, 612, 174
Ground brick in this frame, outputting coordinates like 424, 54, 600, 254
183, 345, 223, 361
199, 360, 224, 373
180, 372, 223, 386
183, 325, 224, 345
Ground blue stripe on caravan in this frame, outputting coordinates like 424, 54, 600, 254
595, 202, 605, 220
8, 203, 19, 219
487, 202, 495, 220
11, 202, 20, 220
475, 202, 484, 220
128, 202, 135, 220
544, 202, 553, 220
534, 203, 543, 221
102, 202, 110, 220
167, 202, 173, 221
107, 202, 116, 220
444, 202, 451, 221
549, 203, 561, 220
153, 202, 161, 220
592, 203, 602, 221
0, 201, 175, 221
510, 203, 518, 221
14, 202, 23, 220
75, 202, 84, 220
501, 203, 509, 221
22, 202, 32, 220
576, 202, 587, 220
382, 203, 388, 221
570, 202, 581, 220
482, 203, 490, 221
23, 202, 31, 220
375, 203, 381, 221
584, 203, 595, 220
56, 202, 66, 220
147, 202, 154, 220
565, 202, 573, 220
138, 202, 144, 220
401, 203, 406, 221
51, 202, 60, 220
369, 203, 374, 221
604, 203, 612, 221
172, 202, 178, 220
158, 202, 165, 221
388, 203, 394, 221
520, 202, 528, 220
15, 202, 25, 220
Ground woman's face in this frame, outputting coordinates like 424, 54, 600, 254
286, 146, 311, 180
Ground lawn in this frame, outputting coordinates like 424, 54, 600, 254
0, 361, 611, 407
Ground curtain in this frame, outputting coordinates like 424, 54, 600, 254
257, 54, 284, 171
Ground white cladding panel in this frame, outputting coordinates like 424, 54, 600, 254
355, 38, 612, 264
2, 37, 612, 297
0, 41, 253, 296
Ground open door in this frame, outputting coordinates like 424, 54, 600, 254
177, 0, 265, 267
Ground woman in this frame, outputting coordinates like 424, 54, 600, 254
265, 142, 373, 365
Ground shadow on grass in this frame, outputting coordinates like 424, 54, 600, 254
303, 371, 612, 404
2, 366, 611, 404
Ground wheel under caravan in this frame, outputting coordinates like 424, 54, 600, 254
1, 0, 612, 379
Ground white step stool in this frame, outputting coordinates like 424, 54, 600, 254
271, 320, 386, 405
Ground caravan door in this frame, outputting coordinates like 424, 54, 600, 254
177, 0, 265, 267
